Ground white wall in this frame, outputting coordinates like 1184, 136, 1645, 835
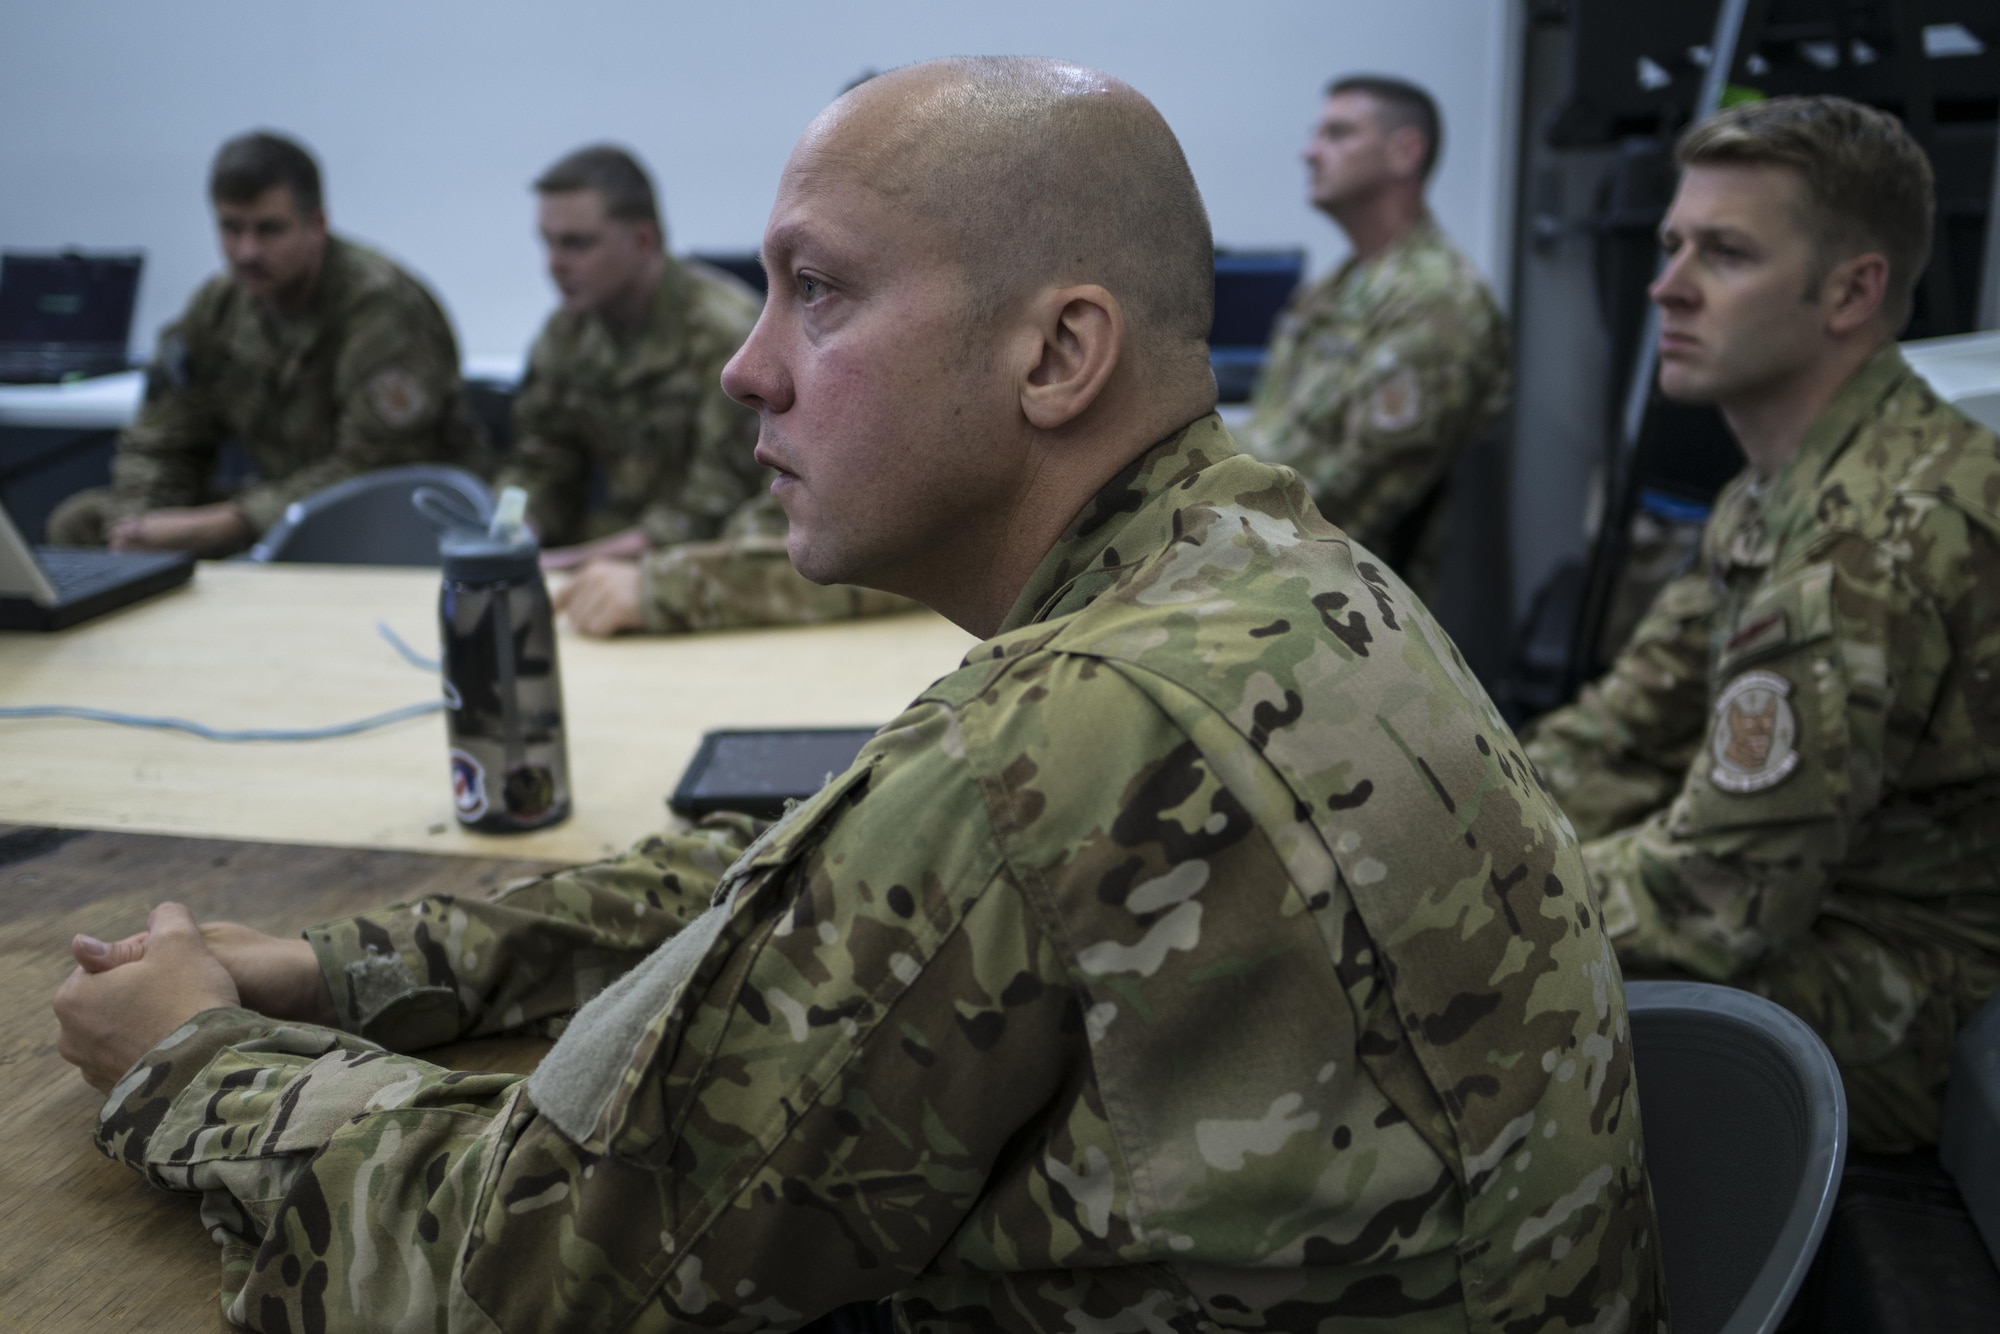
0, 1, 1516, 364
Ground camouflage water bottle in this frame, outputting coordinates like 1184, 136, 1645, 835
438, 521, 570, 832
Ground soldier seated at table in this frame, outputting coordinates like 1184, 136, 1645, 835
1238, 75, 1510, 600
507, 143, 913, 636
48, 131, 487, 556
55, 58, 1663, 1332
1523, 95, 2000, 1153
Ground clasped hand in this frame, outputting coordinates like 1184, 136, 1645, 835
52, 903, 335, 1093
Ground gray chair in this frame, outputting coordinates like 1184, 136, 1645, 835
247, 465, 492, 567
1626, 980, 1848, 1334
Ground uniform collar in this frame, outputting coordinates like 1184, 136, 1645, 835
1331, 213, 1441, 288
254, 234, 351, 351
996, 413, 1237, 634
1752, 342, 1910, 542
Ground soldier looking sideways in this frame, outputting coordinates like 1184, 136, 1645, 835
47, 131, 486, 554
1524, 95, 2000, 1153
55, 59, 1663, 1331
1238, 76, 1510, 599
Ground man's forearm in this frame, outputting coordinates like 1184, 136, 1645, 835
306, 820, 758, 1050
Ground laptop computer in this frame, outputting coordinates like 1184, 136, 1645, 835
0, 496, 194, 631
0, 250, 143, 384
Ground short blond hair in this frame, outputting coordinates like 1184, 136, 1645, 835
1676, 95, 1934, 329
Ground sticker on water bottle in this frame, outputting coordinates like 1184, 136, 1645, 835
450, 748, 489, 821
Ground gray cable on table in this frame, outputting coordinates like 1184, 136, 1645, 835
0, 621, 443, 741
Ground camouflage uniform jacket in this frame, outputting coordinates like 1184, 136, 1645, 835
109, 235, 487, 533
1238, 216, 1511, 591
1524, 346, 2000, 1146
638, 491, 918, 633
500, 258, 764, 549
97, 415, 1663, 1332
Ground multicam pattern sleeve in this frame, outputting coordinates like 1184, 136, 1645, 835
227, 262, 479, 533
1239, 218, 1511, 559
1538, 350, 2000, 1148
636, 493, 919, 634
109, 238, 485, 534
302, 815, 761, 1051
1523, 570, 1718, 842
107, 288, 236, 513
96, 417, 1661, 1332
1574, 510, 1943, 982
500, 260, 763, 549
497, 325, 596, 544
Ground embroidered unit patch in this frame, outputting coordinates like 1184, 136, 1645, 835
367, 367, 431, 427
1710, 669, 1800, 794
1367, 365, 1423, 432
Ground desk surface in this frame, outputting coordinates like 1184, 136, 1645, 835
0, 824, 560, 1332
0, 356, 530, 431
0, 563, 976, 864
0, 369, 144, 430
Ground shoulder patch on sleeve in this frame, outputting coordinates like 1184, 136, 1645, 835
1709, 670, 1800, 793
367, 367, 431, 428
1367, 365, 1422, 433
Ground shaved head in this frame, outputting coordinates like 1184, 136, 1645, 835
807, 57, 1214, 375
726, 56, 1222, 635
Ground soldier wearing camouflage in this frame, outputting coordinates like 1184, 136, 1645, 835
96, 416, 1664, 1332
1526, 347, 2000, 1152
1240, 221, 1510, 592
48, 235, 487, 542
499, 257, 766, 549
637, 491, 917, 634
1239, 73, 1510, 598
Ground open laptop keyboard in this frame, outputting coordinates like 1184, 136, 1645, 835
34, 546, 176, 599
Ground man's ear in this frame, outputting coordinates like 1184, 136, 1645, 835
1385, 125, 1429, 182
1020, 285, 1122, 430
1822, 250, 1889, 336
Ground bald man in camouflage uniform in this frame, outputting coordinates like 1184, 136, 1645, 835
59, 61, 1661, 1331
49, 132, 485, 552
1525, 97, 2000, 1153
1241, 77, 1510, 598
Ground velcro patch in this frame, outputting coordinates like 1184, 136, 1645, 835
367, 367, 431, 427
1368, 366, 1423, 433
1709, 670, 1800, 794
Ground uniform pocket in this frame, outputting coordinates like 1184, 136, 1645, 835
525, 757, 880, 1156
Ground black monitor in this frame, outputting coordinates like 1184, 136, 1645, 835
0, 250, 143, 384
687, 251, 768, 297
1210, 248, 1305, 403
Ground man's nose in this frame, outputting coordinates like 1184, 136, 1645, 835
721, 314, 789, 414
1649, 252, 1694, 308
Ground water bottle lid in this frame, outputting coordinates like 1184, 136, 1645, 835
440, 529, 541, 584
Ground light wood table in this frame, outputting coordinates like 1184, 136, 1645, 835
0, 563, 975, 864
0, 824, 563, 1332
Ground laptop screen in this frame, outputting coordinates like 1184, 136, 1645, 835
1210, 249, 1305, 351
0, 251, 143, 371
